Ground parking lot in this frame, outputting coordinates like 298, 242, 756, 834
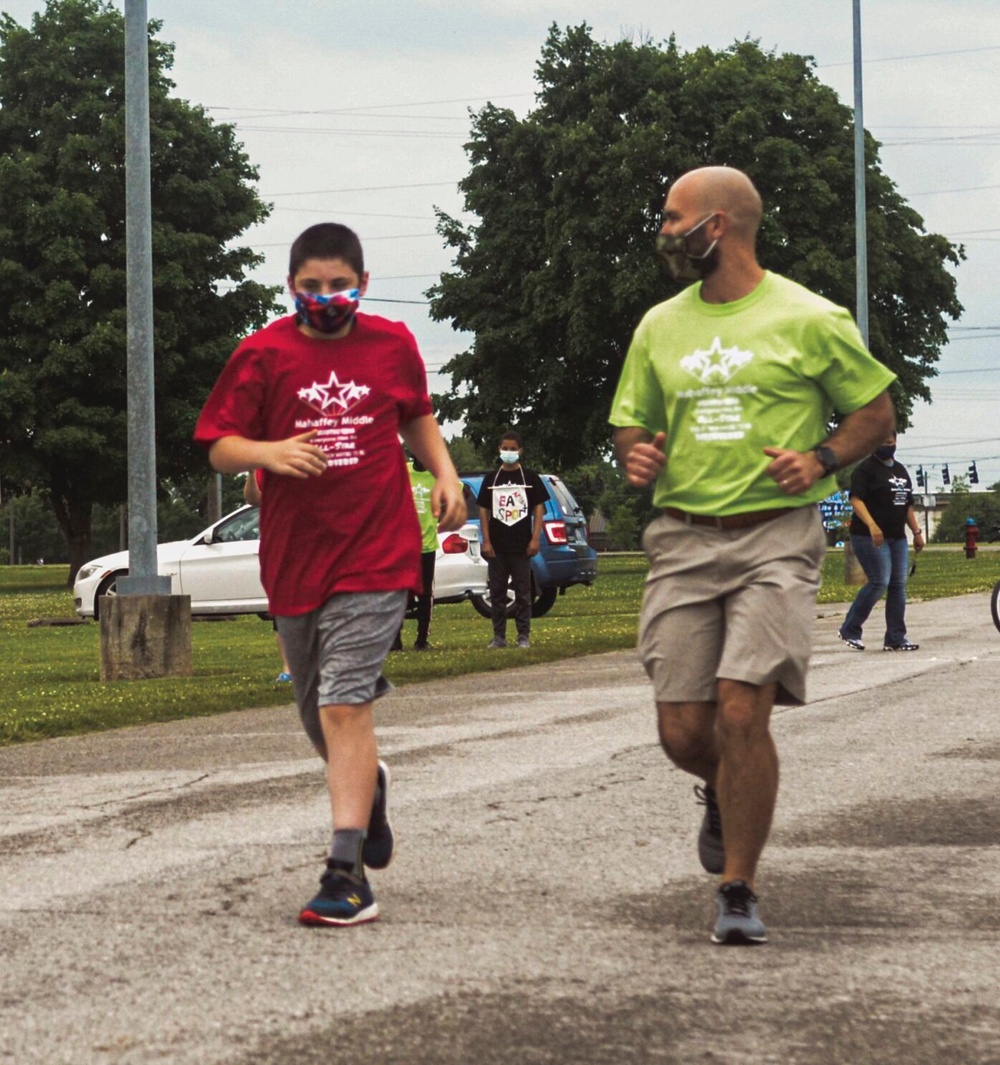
1, 592, 999, 1064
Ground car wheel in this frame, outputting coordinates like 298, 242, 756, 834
93, 571, 126, 622
531, 586, 558, 617
470, 581, 555, 619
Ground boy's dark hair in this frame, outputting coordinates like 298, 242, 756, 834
498, 430, 524, 448
288, 223, 364, 280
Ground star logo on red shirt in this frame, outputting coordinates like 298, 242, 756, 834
298, 371, 371, 415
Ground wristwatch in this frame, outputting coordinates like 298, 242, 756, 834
813, 445, 839, 476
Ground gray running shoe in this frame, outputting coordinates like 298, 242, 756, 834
517, 636, 530, 649
487, 636, 507, 649
694, 784, 725, 875
711, 880, 767, 945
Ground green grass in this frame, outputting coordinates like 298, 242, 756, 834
2, 547, 997, 746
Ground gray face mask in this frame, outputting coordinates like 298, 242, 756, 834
655, 214, 719, 283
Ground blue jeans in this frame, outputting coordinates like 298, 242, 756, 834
841, 535, 909, 647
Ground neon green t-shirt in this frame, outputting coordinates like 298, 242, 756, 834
408, 464, 439, 552
608, 272, 897, 514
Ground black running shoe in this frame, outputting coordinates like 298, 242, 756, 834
711, 880, 767, 945
694, 784, 725, 875
298, 862, 378, 927
363, 760, 394, 870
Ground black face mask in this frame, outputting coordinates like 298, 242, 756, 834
655, 214, 720, 283
874, 445, 896, 462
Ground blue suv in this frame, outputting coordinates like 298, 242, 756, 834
460, 471, 598, 617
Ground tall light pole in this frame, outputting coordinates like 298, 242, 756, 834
121, 0, 169, 598
853, 0, 869, 345
101, 0, 190, 681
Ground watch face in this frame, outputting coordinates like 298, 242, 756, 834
816, 447, 837, 474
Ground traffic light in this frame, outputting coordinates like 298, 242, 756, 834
942, 464, 951, 486
969, 462, 979, 484
915, 466, 925, 489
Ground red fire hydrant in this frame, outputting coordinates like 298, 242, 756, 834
964, 518, 979, 560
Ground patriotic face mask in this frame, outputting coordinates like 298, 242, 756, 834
292, 287, 360, 334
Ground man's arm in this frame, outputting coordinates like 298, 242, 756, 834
613, 427, 667, 488
478, 505, 495, 558
243, 470, 261, 506
399, 414, 466, 532
763, 390, 895, 496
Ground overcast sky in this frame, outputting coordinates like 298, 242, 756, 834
4, 1, 999, 490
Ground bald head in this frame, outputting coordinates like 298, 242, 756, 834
670, 166, 763, 242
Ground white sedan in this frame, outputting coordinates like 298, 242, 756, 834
73, 505, 486, 620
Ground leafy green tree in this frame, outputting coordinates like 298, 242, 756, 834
429, 24, 963, 470
445, 434, 489, 472
0, 0, 279, 580
932, 491, 1000, 544
4, 492, 69, 564
558, 457, 655, 550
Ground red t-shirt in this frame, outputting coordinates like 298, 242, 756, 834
194, 313, 432, 616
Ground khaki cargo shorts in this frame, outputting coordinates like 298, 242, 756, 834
638, 507, 826, 706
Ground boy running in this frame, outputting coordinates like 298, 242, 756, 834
195, 223, 465, 926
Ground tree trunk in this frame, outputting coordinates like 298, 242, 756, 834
50, 491, 93, 586
843, 538, 866, 586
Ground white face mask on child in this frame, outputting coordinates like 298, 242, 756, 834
499, 450, 520, 465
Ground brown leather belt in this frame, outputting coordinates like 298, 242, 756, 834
663, 506, 797, 530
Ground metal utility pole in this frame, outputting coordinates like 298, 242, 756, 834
102, 0, 191, 681
119, 0, 169, 598
853, 0, 869, 345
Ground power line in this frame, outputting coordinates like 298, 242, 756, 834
252, 234, 437, 247
206, 93, 534, 116
909, 184, 1000, 196
264, 182, 456, 197
364, 297, 431, 306
818, 44, 1000, 67
271, 208, 436, 219
239, 125, 464, 139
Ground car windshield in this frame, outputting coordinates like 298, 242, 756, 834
463, 483, 479, 521
546, 477, 583, 516
209, 507, 260, 543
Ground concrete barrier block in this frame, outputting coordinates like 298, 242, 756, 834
100, 595, 192, 681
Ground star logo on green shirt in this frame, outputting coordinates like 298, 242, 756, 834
680, 337, 754, 386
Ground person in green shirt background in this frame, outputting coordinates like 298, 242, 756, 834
393, 457, 439, 651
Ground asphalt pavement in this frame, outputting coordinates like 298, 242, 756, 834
1, 591, 999, 1065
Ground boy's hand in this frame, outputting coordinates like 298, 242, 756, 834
432, 477, 467, 532
265, 431, 328, 478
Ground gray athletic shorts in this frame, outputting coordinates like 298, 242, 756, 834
276, 590, 407, 750
638, 507, 826, 706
